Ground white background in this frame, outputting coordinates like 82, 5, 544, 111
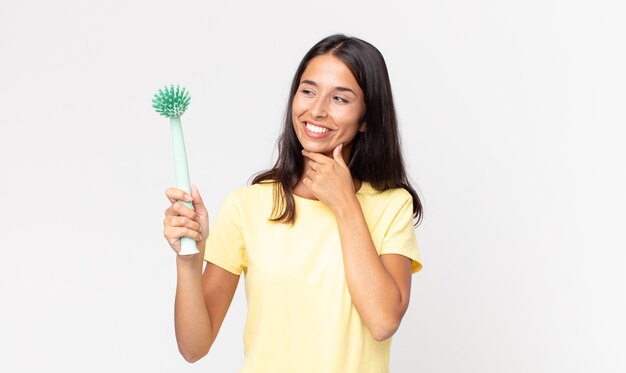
1, 0, 624, 372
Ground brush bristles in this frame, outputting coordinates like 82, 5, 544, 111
152, 84, 191, 118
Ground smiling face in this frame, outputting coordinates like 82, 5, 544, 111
292, 54, 366, 158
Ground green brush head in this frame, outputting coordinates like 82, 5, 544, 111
152, 84, 191, 118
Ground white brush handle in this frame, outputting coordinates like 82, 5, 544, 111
170, 117, 199, 256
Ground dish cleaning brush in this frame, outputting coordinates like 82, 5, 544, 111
152, 84, 199, 255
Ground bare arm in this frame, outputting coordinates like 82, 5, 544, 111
164, 186, 240, 363
174, 252, 240, 363
334, 198, 413, 341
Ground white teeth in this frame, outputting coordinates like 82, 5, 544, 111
306, 123, 329, 134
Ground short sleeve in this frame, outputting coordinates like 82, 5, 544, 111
380, 192, 423, 274
203, 191, 248, 275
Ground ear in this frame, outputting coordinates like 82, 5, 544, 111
358, 122, 367, 132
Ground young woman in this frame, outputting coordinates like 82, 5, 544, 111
163, 34, 424, 372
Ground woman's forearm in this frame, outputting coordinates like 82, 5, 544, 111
174, 255, 212, 363
334, 198, 404, 341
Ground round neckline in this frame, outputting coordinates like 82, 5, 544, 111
293, 181, 370, 203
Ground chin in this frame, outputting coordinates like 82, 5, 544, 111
302, 144, 332, 154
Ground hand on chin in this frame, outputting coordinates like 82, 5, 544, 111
301, 144, 357, 214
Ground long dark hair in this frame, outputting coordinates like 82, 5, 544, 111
251, 34, 423, 227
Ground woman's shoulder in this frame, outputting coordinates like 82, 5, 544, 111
226, 180, 276, 203
214, 182, 275, 219
358, 182, 415, 224
358, 181, 412, 202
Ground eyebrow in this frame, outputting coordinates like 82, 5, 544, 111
300, 80, 357, 96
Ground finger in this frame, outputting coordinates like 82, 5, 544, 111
164, 226, 203, 242
333, 143, 350, 172
165, 215, 201, 231
308, 159, 319, 171
302, 149, 331, 164
165, 187, 193, 204
190, 185, 206, 211
302, 177, 312, 189
168, 201, 199, 219
165, 202, 186, 217
306, 168, 317, 181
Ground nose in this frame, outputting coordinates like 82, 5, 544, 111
310, 96, 328, 118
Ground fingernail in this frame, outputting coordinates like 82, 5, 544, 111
184, 194, 193, 201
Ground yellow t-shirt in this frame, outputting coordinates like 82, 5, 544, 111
204, 181, 423, 373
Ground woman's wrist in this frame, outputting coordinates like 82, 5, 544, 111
176, 251, 204, 272
332, 194, 361, 221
